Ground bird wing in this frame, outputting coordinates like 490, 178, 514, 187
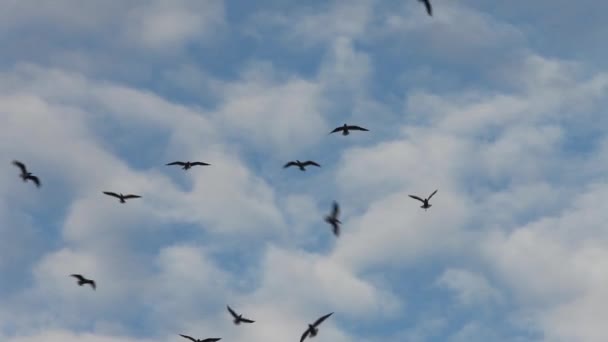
408, 195, 425, 203
313, 312, 333, 327
123, 194, 141, 199
89, 280, 96, 290
329, 126, 345, 134
421, 0, 433, 16
331, 201, 340, 218
332, 223, 340, 237
302, 161, 321, 167
70, 274, 85, 281
346, 125, 369, 131
179, 335, 197, 342
103, 191, 121, 199
166, 161, 186, 166
202, 339, 221, 342
300, 328, 311, 342
227, 305, 238, 318
428, 189, 438, 200
12, 160, 27, 174
283, 161, 297, 168
190, 162, 210, 166
240, 317, 255, 323
27, 175, 41, 187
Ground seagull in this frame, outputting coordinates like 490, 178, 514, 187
179, 335, 221, 342
409, 189, 438, 211
283, 160, 321, 171
102, 191, 141, 203
70, 274, 96, 290
324, 201, 341, 236
419, 0, 432, 16
12, 160, 41, 188
166, 161, 211, 170
300, 312, 333, 342
227, 305, 255, 325
329, 124, 369, 136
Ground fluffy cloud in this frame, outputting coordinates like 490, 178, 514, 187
1, 1, 608, 342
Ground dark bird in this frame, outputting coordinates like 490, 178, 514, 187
12, 160, 41, 187
283, 160, 321, 171
70, 274, 96, 290
409, 189, 438, 211
300, 312, 333, 342
102, 191, 141, 203
419, 0, 432, 16
179, 334, 221, 342
166, 161, 211, 170
324, 201, 341, 237
329, 124, 369, 136
227, 305, 255, 324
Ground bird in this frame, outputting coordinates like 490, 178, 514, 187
324, 201, 341, 236
283, 160, 321, 171
419, 0, 432, 16
227, 305, 255, 324
12, 160, 41, 188
102, 191, 141, 203
179, 334, 221, 342
300, 312, 333, 342
70, 274, 96, 290
166, 161, 211, 170
329, 124, 369, 136
409, 189, 438, 211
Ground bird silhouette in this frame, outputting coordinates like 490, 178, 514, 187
419, 0, 432, 16
300, 312, 333, 342
324, 201, 341, 237
329, 124, 369, 136
102, 191, 141, 203
227, 305, 255, 324
12, 160, 40, 188
166, 161, 211, 170
409, 189, 438, 211
70, 274, 96, 290
179, 334, 221, 342
283, 160, 321, 171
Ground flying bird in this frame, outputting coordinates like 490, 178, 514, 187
70, 274, 96, 290
300, 312, 333, 342
102, 191, 141, 203
324, 201, 341, 236
329, 124, 369, 136
166, 161, 211, 170
227, 305, 255, 324
12, 160, 41, 187
283, 160, 321, 171
179, 335, 221, 342
409, 189, 438, 211
419, 0, 432, 16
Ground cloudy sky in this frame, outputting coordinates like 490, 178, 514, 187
1, 1, 608, 341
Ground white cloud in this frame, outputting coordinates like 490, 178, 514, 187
436, 269, 502, 306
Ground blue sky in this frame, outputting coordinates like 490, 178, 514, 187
1, 1, 608, 341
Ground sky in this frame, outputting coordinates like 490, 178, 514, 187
1, 0, 608, 341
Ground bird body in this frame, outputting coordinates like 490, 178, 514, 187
102, 191, 141, 203
300, 312, 333, 342
330, 124, 369, 136
409, 190, 438, 211
179, 334, 221, 342
283, 160, 321, 171
324, 201, 341, 236
227, 305, 255, 325
70, 274, 96, 290
166, 161, 211, 170
12, 160, 41, 187
419, 0, 432, 16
